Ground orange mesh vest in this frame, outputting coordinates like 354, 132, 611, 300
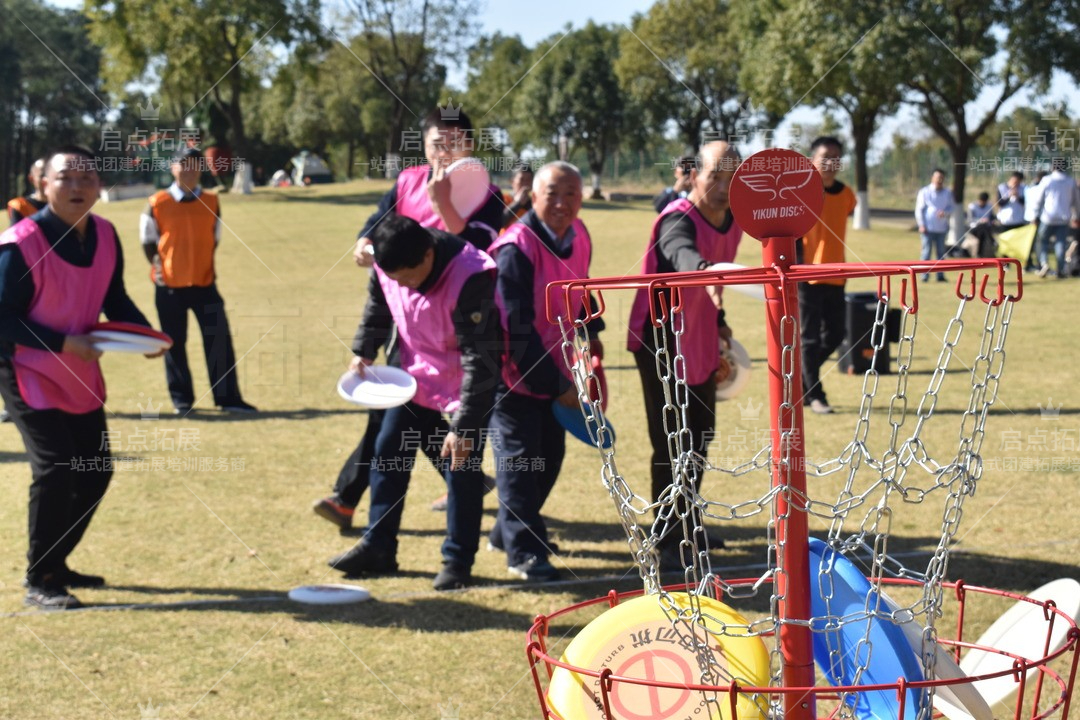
7, 197, 39, 220
149, 190, 218, 287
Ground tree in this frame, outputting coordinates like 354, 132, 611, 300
462, 33, 531, 154
343, 0, 477, 158
736, 0, 909, 229
86, 0, 323, 191
0, 0, 106, 201
895, 0, 1075, 238
254, 32, 411, 178
518, 22, 626, 199
616, 0, 751, 152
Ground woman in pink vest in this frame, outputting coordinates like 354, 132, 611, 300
312, 106, 503, 529
486, 161, 603, 583
328, 215, 501, 591
626, 141, 744, 573
0, 146, 163, 610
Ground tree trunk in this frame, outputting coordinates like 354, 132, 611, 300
949, 143, 970, 245
589, 161, 603, 199
347, 139, 355, 180
851, 113, 874, 231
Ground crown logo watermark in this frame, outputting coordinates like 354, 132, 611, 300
738, 397, 762, 421
1038, 397, 1062, 418
438, 97, 461, 121
139, 97, 161, 121
438, 698, 462, 720
138, 699, 161, 720
137, 393, 160, 420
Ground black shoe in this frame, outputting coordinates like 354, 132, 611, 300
25, 584, 82, 610
433, 561, 472, 591
174, 403, 193, 415
220, 400, 258, 414
328, 543, 398, 576
508, 556, 561, 582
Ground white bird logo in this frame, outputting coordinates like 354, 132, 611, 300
740, 168, 816, 200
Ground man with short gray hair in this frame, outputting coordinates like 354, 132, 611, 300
484, 161, 603, 582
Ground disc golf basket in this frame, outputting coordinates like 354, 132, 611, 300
524, 149, 1078, 720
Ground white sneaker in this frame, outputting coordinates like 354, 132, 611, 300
809, 399, 833, 414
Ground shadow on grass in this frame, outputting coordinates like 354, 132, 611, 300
254, 190, 388, 206
108, 408, 358, 422
0, 449, 27, 463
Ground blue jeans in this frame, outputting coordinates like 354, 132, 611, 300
364, 402, 487, 567
489, 390, 565, 565
920, 232, 947, 279
1036, 223, 1070, 274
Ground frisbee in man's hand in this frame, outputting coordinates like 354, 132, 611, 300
89, 322, 172, 353
716, 337, 752, 401
337, 366, 417, 409
445, 158, 491, 218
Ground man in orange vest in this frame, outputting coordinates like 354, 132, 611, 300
6, 158, 47, 226
139, 148, 255, 414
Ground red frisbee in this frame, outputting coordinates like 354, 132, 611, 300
729, 148, 824, 240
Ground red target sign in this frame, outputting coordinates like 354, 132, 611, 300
730, 148, 824, 240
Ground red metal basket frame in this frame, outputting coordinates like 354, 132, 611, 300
541, 251, 1026, 719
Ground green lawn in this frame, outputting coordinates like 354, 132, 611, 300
0, 180, 1075, 719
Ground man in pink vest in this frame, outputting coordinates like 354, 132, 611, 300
627, 141, 743, 572
0, 146, 163, 609
328, 214, 501, 590
486, 161, 603, 582
312, 105, 503, 529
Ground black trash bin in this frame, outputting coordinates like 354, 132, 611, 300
836, 292, 892, 374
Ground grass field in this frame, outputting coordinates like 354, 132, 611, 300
0, 180, 1076, 720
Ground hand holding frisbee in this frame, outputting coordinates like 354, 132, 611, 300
716, 337, 752, 401
89, 321, 173, 355
337, 361, 417, 409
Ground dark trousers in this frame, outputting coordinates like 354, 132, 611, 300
333, 409, 384, 507
489, 390, 565, 565
798, 283, 847, 404
155, 284, 242, 407
365, 402, 487, 566
633, 348, 716, 549
0, 361, 112, 586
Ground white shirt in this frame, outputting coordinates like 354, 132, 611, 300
915, 185, 954, 233
1034, 171, 1080, 225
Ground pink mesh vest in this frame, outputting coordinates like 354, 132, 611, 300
374, 243, 496, 413
626, 199, 743, 385
0, 217, 115, 412
488, 218, 592, 399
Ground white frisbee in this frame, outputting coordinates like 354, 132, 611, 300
716, 337, 752, 401
958, 578, 1080, 710
880, 591, 992, 720
287, 583, 371, 605
337, 367, 417, 409
445, 157, 491, 218
707, 262, 767, 301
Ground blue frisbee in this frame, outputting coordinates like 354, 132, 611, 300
808, 537, 925, 720
552, 401, 615, 449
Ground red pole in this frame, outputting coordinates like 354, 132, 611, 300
761, 236, 815, 720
